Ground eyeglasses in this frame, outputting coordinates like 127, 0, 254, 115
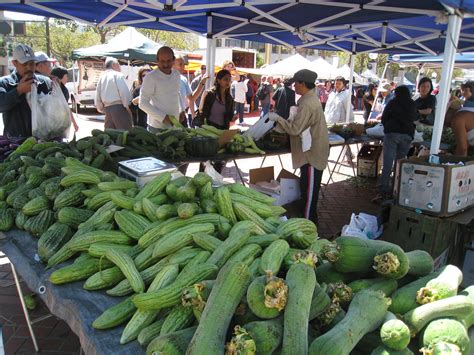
201, 66, 207, 70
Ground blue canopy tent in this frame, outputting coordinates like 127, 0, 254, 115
391, 52, 474, 68
1, 0, 474, 154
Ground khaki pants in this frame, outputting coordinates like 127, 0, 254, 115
104, 104, 132, 130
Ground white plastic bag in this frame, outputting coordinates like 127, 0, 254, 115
412, 130, 424, 143
366, 123, 384, 138
244, 112, 276, 141
31, 81, 71, 140
204, 161, 225, 186
341, 213, 383, 239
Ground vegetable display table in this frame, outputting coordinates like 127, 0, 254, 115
0, 230, 143, 355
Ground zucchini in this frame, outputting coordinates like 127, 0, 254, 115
309, 290, 391, 355
416, 265, 463, 304
403, 295, 474, 336
247, 274, 287, 319
281, 263, 316, 355
187, 262, 251, 355
146, 326, 197, 355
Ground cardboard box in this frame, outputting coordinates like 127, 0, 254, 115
383, 205, 459, 269
357, 144, 383, 178
397, 156, 474, 217
249, 166, 300, 206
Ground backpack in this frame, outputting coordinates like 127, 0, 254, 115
246, 82, 254, 98
256, 84, 269, 100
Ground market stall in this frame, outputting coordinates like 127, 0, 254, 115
0, 136, 471, 355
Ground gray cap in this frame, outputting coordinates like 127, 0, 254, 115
13, 44, 37, 64
35, 51, 55, 63
290, 69, 318, 84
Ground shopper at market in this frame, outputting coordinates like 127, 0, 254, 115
448, 81, 474, 156
272, 77, 296, 120
95, 57, 132, 130
324, 76, 354, 124
130, 67, 151, 128
245, 75, 257, 112
232, 73, 248, 124
374, 85, 417, 203
190, 64, 207, 108
363, 83, 377, 124
198, 69, 235, 173
222, 60, 236, 73
173, 55, 208, 127
0, 44, 52, 138
35, 52, 55, 77
318, 80, 332, 110
269, 69, 329, 225
139, 46, 181, 131
257, 76, 273, 116
415, 77, 437, 125
51, 66, 69, 101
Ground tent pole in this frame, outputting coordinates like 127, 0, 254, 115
430, 13, 463, 155
210, 38, 216, 85
206, 15, 215, 89
346, 45, 355, 123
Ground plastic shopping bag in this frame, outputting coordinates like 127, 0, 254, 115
204, 161, 225, 186
468, 129, 474, 146
341, 213, 383, 240
31, 81, 71, 140
366, 123, 384, 138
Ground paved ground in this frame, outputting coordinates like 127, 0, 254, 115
0, 108, 381, 354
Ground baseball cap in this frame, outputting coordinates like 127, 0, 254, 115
13, 44, 37, 64
290, 69, 318, 83
379, 82, 392, 92
35, 51, 55, 63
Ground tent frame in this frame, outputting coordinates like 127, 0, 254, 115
1, 0, 469, 154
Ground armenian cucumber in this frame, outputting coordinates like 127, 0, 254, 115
92, 296, 136, 330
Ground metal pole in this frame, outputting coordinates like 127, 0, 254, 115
11, 264, 39, 352
206, 15, 213, 89
430, 13, 463, 155
346, 44, 355, 123
45, 17, 51, 57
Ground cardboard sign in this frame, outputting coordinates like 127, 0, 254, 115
218, 129, 239, 147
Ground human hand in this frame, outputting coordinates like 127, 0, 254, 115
132, 97, 139, 105
163, 115, 172, 125
17, 74, 34, 95
200, 75, 209, 86
267, 112, 281, 122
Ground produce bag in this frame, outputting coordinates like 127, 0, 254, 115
245, 112, 275, 140
341, 212, 382, 239
204, 161, 225, 185
31, 81, 71, 140
366, 123, 384, 138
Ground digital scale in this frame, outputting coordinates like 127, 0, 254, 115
118, 157, 177, 188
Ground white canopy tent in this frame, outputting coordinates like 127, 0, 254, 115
310, 58, 338, 80
336, 65, 367, 85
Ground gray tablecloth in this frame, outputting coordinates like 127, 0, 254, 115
0, 230, 143, 355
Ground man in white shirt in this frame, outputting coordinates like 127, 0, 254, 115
173, 56, 207, 127
324, 76, 354, 124
95, 57, 132, 130
232, 73, 248, 124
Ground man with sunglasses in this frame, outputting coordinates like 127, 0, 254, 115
0, 44, 51, 138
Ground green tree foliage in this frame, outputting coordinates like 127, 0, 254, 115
16, 20, 199, 67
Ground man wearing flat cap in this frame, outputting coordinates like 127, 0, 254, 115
0, 44, 51, 138
269, 69, 328, 225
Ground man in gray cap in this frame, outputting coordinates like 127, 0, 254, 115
0, 44, 51, 138
35, 51, 55, 77
269, 69, 329, 225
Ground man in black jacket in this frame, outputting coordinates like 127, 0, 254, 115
0, 44, 51, 138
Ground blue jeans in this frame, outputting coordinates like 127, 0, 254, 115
379, 133, 412, 194
261, 102, 271, 116
235, 102, 245, 123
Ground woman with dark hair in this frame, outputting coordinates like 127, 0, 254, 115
130, 67, 151, 128
415, 77, 436, 125
272, 77, 296, 119
51, 66, 69, 101
198, 69, 235, 129
362, 83, 377, 124
373, 85, 417, 202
